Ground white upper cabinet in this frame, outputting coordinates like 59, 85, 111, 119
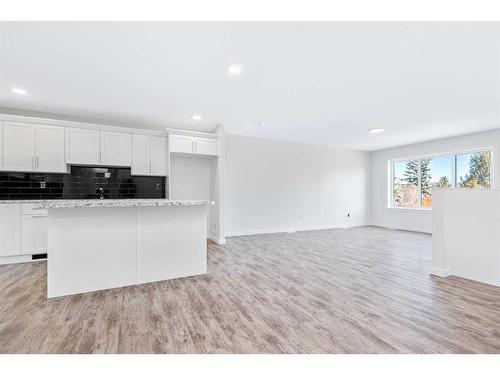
66, 128, 138, 167
0, 204, 21, 257
132, 134, 151, 175
36, 125, 66, 172
0, 122, 3, 168
194, 137, 218, 156
132, 134, 167, 176
0, 117, 172, 174
65, 127, 100, 165
100, 131, 132, 166
1, 122, 66, 173
169, 134, 218, 156
2, 121, 36, 171
66, 128, 101, 165
169, 134, 194, 154
150, 136, 167, 176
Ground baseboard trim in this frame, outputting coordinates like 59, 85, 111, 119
370, 223, 432, 234
226, 223, 367, 238
430, 267, 451, 277
208, 235, 227, 245
0, 255, 45, 265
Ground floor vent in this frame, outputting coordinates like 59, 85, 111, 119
32, 253, 47, 260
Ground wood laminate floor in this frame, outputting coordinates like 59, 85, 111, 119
1, 226, 499, 353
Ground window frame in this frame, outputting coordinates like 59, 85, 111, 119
388, 147, 494, 211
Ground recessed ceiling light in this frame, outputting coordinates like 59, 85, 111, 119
192, 114, 202, 120
228, 64, 242, 75
11, 87, 27, 95
369, 128, 385, 134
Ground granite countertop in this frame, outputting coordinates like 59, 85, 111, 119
0, 199, 210, 209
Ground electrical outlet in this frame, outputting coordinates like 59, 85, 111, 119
212, 224, 217, 233
40, 181, 46, 189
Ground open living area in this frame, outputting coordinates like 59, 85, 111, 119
0, 6, 499, 372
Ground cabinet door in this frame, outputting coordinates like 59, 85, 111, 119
21, 214, 48, 255
100, 131, 132, 166
195, 138, 218, 156
150, 136, 167, 176
0, 204, 21, 257
36, 125, 66, 172
65, 128, 100, 165
169, 135, 194, 154
0, 121, 3, 168
132, 134, 150, 175
2, 121, 36, 171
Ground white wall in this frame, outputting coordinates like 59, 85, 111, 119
371, 129, 500, 233
225, 134, 371, 236
432, 188, 500, 286
169, 153, 217, 239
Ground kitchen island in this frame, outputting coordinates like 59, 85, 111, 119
34, 199, 209, 298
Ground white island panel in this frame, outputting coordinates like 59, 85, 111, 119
137, 205, 207, 284
44, 200, 209, 298
48, 207, 137, 297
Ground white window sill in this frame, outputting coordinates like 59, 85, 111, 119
386, 207, 432, 214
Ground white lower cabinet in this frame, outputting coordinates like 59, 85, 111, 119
0, 204, 21, 257
0, 204, 48, 259
20, 205, 48, 255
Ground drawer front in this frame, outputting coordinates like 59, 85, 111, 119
21, 204, 48, 216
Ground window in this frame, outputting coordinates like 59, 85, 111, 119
393, 160, 419, 208
456, 152, 492, 189
423, 155, 454, 208
391, 150, 492, 209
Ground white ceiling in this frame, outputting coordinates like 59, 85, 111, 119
0, 22, 499, 151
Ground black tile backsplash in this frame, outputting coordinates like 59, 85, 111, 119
0, 166, 166, 200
